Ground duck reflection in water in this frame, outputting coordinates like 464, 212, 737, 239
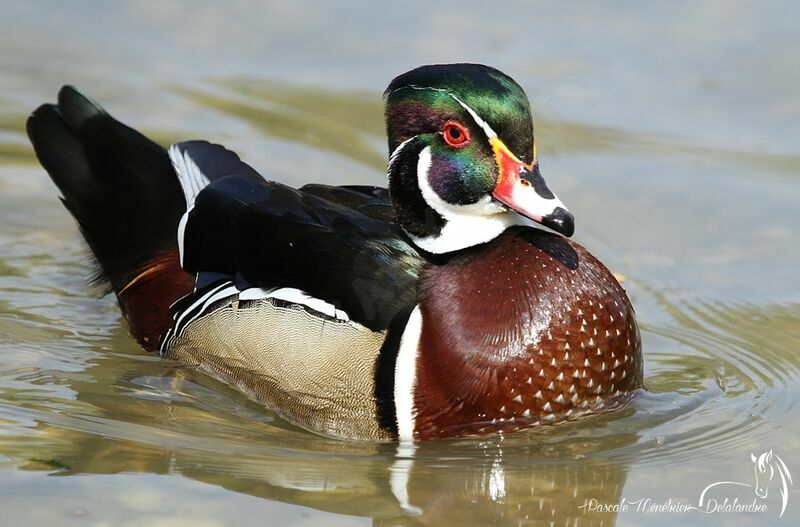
15, 340, 636, 527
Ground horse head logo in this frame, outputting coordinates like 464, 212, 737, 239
750, 449, 792, 514
699, 450, 793, 518
752, 450, 774, 498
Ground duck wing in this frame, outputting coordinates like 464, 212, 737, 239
172, 141, 423, 331
300, 184, 394, 223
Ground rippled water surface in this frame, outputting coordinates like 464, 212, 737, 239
2, 1, 799, 525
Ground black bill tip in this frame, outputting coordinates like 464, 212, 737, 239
541, 207, 575, 237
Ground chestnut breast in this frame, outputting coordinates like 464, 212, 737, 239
412, 227, 642, 439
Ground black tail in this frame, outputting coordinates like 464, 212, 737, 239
26, 86, 186, 293
27, 86, 196, 349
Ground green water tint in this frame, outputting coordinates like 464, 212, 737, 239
2, 1, 800, 525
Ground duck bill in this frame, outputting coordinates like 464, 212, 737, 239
490, 137, 574, 237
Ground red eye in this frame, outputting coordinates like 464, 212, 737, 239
442, 121, 470, 147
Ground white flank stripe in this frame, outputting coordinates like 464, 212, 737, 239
239, 287, 350, 322
163, 283, 352, 354
268, 287, 334, 318
172, 281, 233, 332
236, 287, 272, 301
193, 285, 240, 320
395, 305, 423, 442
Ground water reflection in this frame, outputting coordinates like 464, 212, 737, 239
10, 289, 798, 523
5, 326, 636, 526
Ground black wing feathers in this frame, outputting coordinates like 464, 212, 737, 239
28, 87, 422, 330
300, 184, 395, 223
183, 175, 422, 330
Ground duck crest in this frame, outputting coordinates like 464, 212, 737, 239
409, 227, 642, 439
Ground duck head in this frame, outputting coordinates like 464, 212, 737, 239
385, 63, 574, 254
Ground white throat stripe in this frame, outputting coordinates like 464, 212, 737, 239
408, 146, 530, 253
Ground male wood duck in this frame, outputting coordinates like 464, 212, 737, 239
27, 64, 642, 441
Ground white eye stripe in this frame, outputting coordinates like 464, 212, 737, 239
390, 85, 498, 142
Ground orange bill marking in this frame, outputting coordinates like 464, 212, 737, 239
492, 136, 534, 183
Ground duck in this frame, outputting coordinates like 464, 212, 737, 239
26, 63, 642, 441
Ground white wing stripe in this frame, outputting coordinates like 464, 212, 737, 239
168, 144, 211, 208
176, 205, 192, 267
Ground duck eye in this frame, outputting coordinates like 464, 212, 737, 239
442, 121, 470, 147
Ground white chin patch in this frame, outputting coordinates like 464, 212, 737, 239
409, 146, 530, 254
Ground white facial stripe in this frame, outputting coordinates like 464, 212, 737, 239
390, 135, 418, 159
408, 146, 527, 253
388, 135, 418, 173
393, 85, 498, 142
388, 90, 544, 252
447, 92, 497, 140
416, 148, 505, 218
395, 305, 422, 442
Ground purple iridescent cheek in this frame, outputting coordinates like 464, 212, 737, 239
429, 152, 491, 205
428, 155, 467, 203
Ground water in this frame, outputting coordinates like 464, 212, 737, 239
1, 1, 799, 525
